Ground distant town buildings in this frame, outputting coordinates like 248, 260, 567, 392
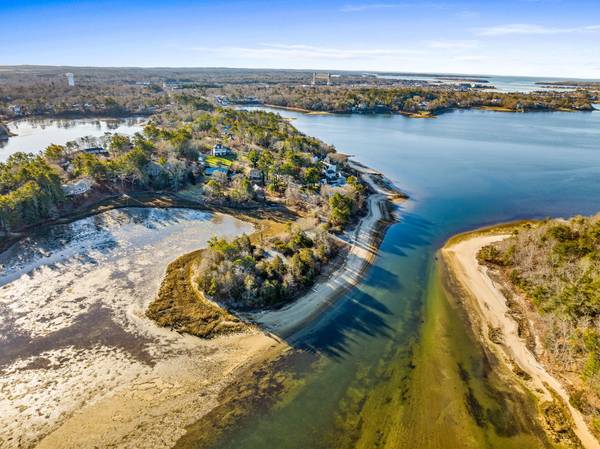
65, 73, 75, 87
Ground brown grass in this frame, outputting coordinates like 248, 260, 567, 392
146, 249, 247, 338
146, 206, 298, 338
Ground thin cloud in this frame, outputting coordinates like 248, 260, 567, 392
454, 55, 493, 62
427, 40, 479, 49
190, 44, 424, 61
455, 10, 480, 20
475, 23, 600, 36
341, 2, 444, 12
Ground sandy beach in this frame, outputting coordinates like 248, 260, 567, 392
1, 165, 398, 449
443, 234, 600, 449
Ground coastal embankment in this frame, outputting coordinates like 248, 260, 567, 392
251, 161, 402, 337
443, 232, 600, 449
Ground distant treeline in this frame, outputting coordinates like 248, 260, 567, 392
217, 85, 594, 115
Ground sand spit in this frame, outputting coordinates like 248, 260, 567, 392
443, 235, 600, 449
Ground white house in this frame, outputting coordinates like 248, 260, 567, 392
212, 144, 232, 157
248, 168, 263, 184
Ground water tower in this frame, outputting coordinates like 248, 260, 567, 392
65, 73, 75, 87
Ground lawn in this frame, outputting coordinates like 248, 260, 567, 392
206, 155, 233, 167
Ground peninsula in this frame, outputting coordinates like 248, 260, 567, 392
0, 79, 405, 449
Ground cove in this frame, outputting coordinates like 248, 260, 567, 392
0, 117, 145, 162
177, 108, 600, 449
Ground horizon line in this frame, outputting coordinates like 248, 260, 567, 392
1, 64, 599, 81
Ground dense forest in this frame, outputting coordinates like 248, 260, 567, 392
479, 215, 600, 432
0, 154, 65, 232
197, 228, 337, 308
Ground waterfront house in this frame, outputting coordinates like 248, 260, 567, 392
212, 144, 232, 157
252, 183, 266, 201
9, 105, 23, 116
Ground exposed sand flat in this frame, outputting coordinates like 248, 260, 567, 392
443, 235, 600, 449
35, 332, 277, 449
0, 209, 256, 449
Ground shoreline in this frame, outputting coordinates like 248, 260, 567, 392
257, 102, 590, 118
442, 230, 600, 449
159, 162, 403, 448
0, 191, 290, 254
250, 162, 400, 337
262, 103, 331, 115
145, 160, 403, 340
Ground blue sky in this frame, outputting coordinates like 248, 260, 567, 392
1, 0, 599, 78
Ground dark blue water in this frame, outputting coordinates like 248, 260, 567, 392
282, 108, 600, 245
181, 108, 600, 449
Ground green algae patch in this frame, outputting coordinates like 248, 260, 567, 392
391, 261, 558, 449
174, 348, 319, 449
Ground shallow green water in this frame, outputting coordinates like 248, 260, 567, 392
179, 108, 600, 448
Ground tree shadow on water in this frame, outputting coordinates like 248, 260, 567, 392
278, 261, 402, 359
263, 211, 435, 361
290, 289, 395, 359
382, 211, 435, 257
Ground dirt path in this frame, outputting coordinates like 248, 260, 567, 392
252, 166, 397, 337
443, 235, 600, 449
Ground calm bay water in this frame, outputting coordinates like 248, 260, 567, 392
189, 107, 600, 449
0, 117, 145, 162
